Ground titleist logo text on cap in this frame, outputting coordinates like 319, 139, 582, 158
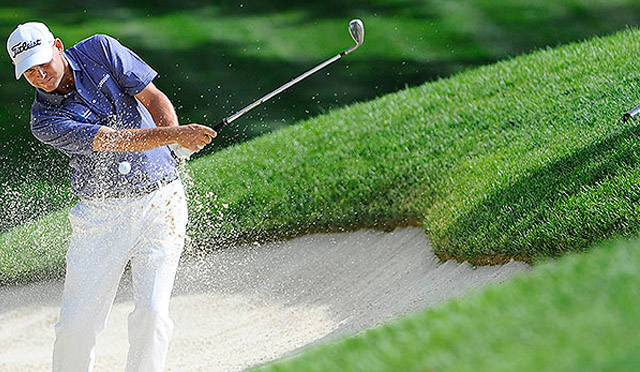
11, 39, 42, 58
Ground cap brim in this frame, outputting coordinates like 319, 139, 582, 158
14, 48, 53, 80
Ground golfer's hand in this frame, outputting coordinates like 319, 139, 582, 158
173, 124, 217, 152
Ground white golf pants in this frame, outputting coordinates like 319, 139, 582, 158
53, 179, 188, 372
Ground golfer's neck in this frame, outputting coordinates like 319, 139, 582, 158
54, 59, 75, 95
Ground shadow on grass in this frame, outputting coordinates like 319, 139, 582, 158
436, 123, 640, 263
45, 0, 436, 19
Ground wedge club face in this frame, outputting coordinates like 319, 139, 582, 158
349, 19, 364, 48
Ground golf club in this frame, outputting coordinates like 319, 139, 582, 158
213, 18, 365, 132
623, 102, 640, 123
171, 19, 364, 159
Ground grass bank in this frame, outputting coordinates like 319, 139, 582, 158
187, 27, 640, 264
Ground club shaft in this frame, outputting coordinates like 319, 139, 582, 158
213, 44, 358, 132
623, 102, 640, 123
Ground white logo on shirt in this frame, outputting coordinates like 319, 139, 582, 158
97, 74, 110, 89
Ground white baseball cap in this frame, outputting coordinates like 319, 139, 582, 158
7, 22, 55, 80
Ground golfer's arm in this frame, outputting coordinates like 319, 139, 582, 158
93, 83, 182, 151
93, 83, 215, 152
93, 126, 178, 152
135, 82, 179, 128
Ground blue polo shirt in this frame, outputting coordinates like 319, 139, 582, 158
30, 34, 177, 199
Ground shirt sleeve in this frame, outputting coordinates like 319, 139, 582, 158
89, 34, 158, 96
30, 109, 102, 156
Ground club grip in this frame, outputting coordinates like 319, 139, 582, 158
213, 118, 229, 132
623, 103, 640, 123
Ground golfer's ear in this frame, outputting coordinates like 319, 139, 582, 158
53, 38, 64, 52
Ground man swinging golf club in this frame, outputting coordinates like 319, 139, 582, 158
7, 22, 216, 371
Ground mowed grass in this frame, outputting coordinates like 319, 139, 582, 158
3, 28, 640, 284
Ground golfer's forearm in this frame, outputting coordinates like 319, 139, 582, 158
93, 127, 177, 152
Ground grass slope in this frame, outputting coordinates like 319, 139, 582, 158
3, 28, 640, 283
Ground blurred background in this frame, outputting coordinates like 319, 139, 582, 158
2, 0, 640, 230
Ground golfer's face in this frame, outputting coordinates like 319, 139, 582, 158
23, 45, 64, 92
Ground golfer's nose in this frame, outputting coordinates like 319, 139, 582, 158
37, 66, 46, 79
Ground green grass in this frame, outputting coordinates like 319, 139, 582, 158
0, 208, 69, 283
4, 0, 640, 231
253, 236, 640, 372
4, 28, 640, 284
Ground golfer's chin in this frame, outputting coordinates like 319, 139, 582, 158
39, 82, 59, 93
28, 78, 59, 93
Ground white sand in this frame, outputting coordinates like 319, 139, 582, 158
0, 227, 529, 371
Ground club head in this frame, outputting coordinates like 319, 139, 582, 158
349, 19, 365, 47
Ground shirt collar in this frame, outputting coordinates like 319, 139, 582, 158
65, 51, 81, 72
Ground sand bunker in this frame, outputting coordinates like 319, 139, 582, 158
0, 227, 529, 371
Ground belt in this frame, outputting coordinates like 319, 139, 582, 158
81, 172, 180, 200
126, 172, 180, 198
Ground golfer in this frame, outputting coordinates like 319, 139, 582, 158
7, 22, 215, 371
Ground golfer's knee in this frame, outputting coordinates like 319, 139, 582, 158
130, 305, 172, 328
